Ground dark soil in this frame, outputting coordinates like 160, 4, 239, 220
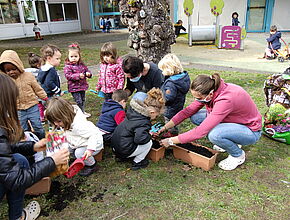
177, 143, 214, 158
40, 178, 85, 216
152, 140, 162, 149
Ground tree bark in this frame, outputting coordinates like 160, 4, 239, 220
119, 0, 175, 63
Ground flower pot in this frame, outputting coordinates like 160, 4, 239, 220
172, 143, 218, 171
148, 146, 165, 162
94, 149, 104, 162
25, 177, 51, 195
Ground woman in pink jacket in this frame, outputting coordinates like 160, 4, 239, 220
159, 73, 262, 170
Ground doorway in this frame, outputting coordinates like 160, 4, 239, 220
246, 0, 275, 32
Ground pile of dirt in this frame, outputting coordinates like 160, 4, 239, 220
177, 143, 214, 158
151, 140, 162, 149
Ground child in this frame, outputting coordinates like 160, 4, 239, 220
0, 73, 69, 220
33, 22, 43, 40
0, 50, 47, 139
100, 17, 106, 33
38, 44, 63, 97
105, 17, 112, 33
158, 53, 190, 136
25, 52, 46, 123
96, 42, 125, 100
97, 89, 128, 142
174, 20, 186, 37
45, 97, 104, 176
111, 88, 165, 170
231, 12, 240, 26
264, 25, 281, 59
64, 43, 92, 116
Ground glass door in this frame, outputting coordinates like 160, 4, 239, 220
246, 0, 266, 32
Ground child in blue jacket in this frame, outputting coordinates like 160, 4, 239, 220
158, 54, 190, 136
97, 89, 128, 142
38, 44, 63, 97
264, 25, 281, 59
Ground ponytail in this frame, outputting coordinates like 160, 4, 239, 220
190, 73, 221, 95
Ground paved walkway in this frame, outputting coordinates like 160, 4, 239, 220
1, 29, 289, 74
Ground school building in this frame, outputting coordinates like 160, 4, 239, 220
1, 0, 289, 40
171, 0, 290, 32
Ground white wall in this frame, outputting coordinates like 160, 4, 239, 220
272, 0, 290, 31
177, 0, 247, 29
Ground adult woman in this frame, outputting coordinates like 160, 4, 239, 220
0, 73, 69, 220
159, 73, 262, 170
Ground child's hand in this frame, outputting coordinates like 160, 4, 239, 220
50, 148, 70, 166
85, 72, 91, 77
80, 73, 85, 79
33, 138, 47, 152
83, 150, 93, 160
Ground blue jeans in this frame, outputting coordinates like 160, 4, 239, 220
18, 104, 45, 139
0, 154, 30, 220
190, 109, 262, 157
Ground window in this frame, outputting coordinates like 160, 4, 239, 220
94, 0, 120, 13
0, 0, 20, 24
64, 3, 77, 21
21, 0, 35, 23
35, 0, 47, 22
49, 4, 63, 22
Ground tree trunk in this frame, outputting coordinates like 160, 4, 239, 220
119, 0, 175, 63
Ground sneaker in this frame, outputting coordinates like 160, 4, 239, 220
84, 112, 91, 118
218, 150, 245, 171
131, 159, 149, 171
23, 201, 41, 220
213, 144, 242, 153
78, 163, 99, 176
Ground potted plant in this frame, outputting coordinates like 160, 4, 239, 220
172, 143, 218, 171
147, 140, 166, 162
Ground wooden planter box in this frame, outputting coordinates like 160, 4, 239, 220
147, 146, 165, 162
25, 177, 51, 195
94, 149, 104, 162
173, 143, 218, 171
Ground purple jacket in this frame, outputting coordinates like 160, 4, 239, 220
64, 61, 92, 92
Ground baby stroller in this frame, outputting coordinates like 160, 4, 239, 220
270, 38, 290, 62
263, 68, 290, 144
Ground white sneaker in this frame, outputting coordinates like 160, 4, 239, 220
84, 112, 91, 118
218, 150, 245, 171
213, 144, 242, 153
23, 201, 41, 220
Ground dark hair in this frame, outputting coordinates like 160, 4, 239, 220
112, 89, 128, 102
270, 25, 277, 32
0, 73, 22, 143
66, 42, 82, 64
122, 56, 144, 77
34, 22, 37, 25
190, 73, 221, 95
177, 20, 183, 24
100, 42, 118, 64
232, 12, 239, 18
28, 52, 41, 68
40, 44, 60, 64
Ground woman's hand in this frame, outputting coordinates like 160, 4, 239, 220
156, 126, 166, 136
33, 138, 47, 152
50, 148, 70, 166
160, 138, 172, 148
83, 150, 93, 160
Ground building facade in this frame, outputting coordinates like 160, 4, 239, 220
171, 0, 290, 32
0, 0, 81, 40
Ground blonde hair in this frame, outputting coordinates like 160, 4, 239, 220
144, 88, 165, 114
45, 97, 76, 130
158, 53, 183, 76
100, 42, 118, 64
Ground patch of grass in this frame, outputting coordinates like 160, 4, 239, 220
0, 67, 289, 219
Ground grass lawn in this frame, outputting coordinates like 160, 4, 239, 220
0, 47, 289, 219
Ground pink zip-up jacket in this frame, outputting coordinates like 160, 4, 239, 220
172, 80, 262, 144
96, 58, 124, 93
